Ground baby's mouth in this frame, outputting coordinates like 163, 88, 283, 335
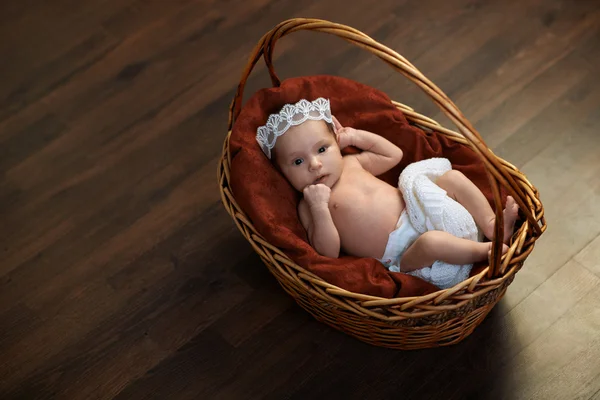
314, 174, 328, 184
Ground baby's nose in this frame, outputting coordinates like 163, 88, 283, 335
309, 157, 322, 170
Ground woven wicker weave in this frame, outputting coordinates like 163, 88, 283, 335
218, 18, 546, 350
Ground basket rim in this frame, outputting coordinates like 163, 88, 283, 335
227, 17, 543, 251
218, 98, 547, 315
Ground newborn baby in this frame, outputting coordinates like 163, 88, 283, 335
256, 98, 519, 288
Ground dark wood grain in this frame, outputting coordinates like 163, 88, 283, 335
1, 0, 600, 399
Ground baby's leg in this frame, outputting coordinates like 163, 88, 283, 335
436, 170, 519, 244
400, 231, 509, 273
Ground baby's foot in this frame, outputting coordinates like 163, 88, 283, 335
503, 196, 519, 244
487, 243, 509, 264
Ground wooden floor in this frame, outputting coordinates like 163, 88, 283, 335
1, 0, 599, 399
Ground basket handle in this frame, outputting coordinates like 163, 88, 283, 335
228, 18, 542, 278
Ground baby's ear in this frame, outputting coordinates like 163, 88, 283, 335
331, 115, 343, 133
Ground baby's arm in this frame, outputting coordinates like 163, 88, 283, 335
399, 231, 501, 272
337, 126, 403, 176
298, 184, 341, 258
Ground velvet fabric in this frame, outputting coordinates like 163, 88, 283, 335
229, 75, 506, 298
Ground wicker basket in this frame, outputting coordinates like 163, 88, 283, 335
218, 18, 546, 350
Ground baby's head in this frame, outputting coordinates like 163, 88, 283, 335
256, 98, 344, 192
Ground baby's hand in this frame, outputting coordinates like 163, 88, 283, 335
336, 126, 357, 150
303, 184, 331, 209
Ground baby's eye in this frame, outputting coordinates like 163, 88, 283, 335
318, 146, 326, 153
293, 158, 304, 166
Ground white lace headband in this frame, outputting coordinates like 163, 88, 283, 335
256, 97, 333, 159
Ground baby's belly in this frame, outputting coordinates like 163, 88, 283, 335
332, 185, 404, 259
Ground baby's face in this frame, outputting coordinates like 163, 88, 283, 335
274, 120, 343, 192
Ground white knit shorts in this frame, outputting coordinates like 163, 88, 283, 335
378, 210, 419, 273
379, 160, 480, 288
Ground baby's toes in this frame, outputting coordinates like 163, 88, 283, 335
507, 196, 519, 213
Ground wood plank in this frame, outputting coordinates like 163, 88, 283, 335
113, 309, 324, 400
492, 51, 600, 169
100, 0, 197, 39
0, 0, 137, 121
451, 5, 600, 135
0, 303, 42, 358
211, 285, 295, 347
0, 113, 66, 173
482, 273, 600, 400
0, 30, 120, 123
262, 261, 600, 400
400, 259, 600, 400
0, 208, 254, 396
0, 151, 224, 308
503, 260, 600, 351
500, 149, 600, 309
575, 234, 600, 278
348, 0, 542, 117
490, 66, 600, 311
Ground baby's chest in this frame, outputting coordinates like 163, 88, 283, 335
329, 184, 369, 212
